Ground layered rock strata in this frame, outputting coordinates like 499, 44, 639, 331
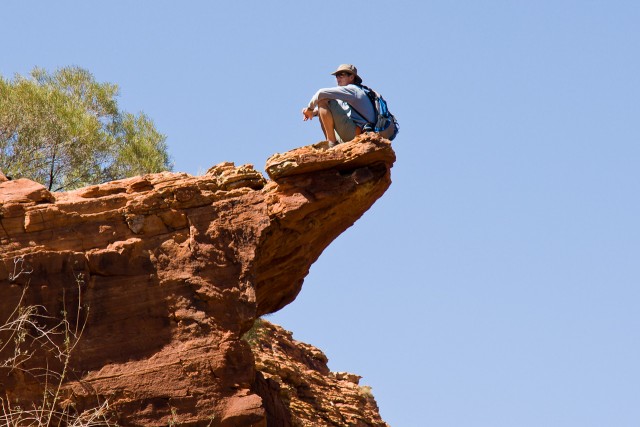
0, 134, 395, 426
248, 320, 389, 427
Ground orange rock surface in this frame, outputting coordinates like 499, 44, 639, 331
0, 134, 395, 426
249, 320, 390, 427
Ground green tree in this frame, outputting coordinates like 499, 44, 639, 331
0, 67, 172, 191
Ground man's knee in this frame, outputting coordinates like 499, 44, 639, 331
317, 98, 330, 109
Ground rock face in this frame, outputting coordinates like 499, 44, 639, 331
0, 134, 395, 426
248, 320, 389, 427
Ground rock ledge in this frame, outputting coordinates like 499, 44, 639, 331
0, 134, 395, 426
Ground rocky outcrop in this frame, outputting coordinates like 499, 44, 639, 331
0, 134, 395, 426
248, 320, 389, 427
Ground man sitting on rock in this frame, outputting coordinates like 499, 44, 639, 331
302, 64, 376, 147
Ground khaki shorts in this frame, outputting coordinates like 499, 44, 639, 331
328, 100, 360, 143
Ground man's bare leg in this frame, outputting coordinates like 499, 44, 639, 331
317, 99, 337, 143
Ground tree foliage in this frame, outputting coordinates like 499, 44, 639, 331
0, 67, 172, 191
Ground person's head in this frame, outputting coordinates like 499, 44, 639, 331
331, 64, 363, 86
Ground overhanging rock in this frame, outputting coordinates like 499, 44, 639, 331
0, 133, 395, 426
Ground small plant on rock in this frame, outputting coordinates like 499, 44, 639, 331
0, 257, 117, 426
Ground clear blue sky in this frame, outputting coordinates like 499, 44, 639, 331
2, 1, 639, 426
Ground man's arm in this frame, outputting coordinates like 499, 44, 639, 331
302, 106, 315, 121
303, 85, 358, 121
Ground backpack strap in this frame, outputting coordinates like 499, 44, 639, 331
349, 85, 376, 127
360, 85, 379, 116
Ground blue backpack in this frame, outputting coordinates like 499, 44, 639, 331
360, 85, 399, 141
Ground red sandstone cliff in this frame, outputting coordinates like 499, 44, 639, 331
248, 320, 389, 427
0, 134, 395, 426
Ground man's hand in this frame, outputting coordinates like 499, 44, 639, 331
302, 107, 314, 121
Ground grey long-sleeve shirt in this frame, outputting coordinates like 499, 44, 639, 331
307, 84, 376, 128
